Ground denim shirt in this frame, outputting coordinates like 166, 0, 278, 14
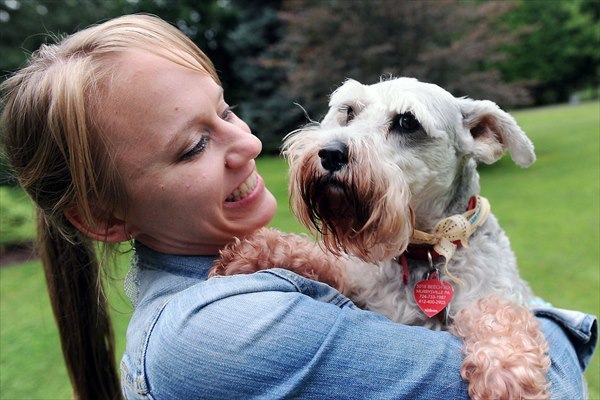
121, 243, 597, 399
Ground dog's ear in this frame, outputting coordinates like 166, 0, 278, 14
459, 98, 535, 167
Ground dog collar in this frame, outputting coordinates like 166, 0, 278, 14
399, 195, 491, 285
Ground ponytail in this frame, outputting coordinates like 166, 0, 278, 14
38, 212, 121, 399
1, 14, 221, 399
1, 49, 124, 398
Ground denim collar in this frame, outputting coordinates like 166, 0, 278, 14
135, 241, 216, 280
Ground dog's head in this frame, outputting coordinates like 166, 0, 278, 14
283, 77, 535, 262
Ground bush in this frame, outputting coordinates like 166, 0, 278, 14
0, 186, 36, 248
0, 152, 19, 186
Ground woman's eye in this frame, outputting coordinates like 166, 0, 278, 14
181, 137, 209, 161
391, 112, 421, 134
221, 105, 237, 121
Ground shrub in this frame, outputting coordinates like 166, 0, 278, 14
0, 186, 36, 248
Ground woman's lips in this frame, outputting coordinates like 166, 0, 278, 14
226, 172, 259, 202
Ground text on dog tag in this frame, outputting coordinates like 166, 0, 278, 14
414, 277, 453, 318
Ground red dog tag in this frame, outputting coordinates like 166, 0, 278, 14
414, 276, 453, 318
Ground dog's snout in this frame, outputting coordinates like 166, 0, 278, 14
318, 143, 349, 172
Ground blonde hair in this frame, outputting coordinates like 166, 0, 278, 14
1, 14, 218, 399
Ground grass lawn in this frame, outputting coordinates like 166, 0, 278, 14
1, 101, 598, 399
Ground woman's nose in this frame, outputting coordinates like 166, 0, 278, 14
224, 122, 262, 168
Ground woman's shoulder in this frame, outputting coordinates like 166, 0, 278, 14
147, 268, 358, 340
120, 268, 359, 398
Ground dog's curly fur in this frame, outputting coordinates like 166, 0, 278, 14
453, 296, 550, 399
209, 77, 551, 400
211, 227, 350, 296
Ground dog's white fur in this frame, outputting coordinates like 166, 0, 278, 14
290, 78, 534, 328
211, 77, 550, 400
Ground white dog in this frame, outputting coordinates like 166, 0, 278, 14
211, 77, 550, 400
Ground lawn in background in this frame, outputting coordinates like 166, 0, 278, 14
1, 101, 598, 399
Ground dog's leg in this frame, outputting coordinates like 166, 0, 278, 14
451, 295, 551, 400
209, 227, 351, 295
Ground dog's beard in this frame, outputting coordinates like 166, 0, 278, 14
290, 151, 413, 263
301, 173, 370, 241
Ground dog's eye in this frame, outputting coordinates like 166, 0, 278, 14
391, 112, 420, 134
340, 105, 355, 125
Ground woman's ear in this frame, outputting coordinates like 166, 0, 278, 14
64, 206, 129, 243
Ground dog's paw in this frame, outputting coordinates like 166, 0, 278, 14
209, 227, 350, 294
209, 227, 292, 277
452, 295, 551, 400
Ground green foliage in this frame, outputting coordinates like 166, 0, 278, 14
0, 150, 18, 186
0, 186, 35, 248
498, 0, 600, 105
253, 0, 534, 139
1, 0, 598, 154
0, 0, 239, 104
0, 0, 122, 77
223, 1, 291, 152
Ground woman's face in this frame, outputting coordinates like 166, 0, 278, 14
101, 50, 277, 255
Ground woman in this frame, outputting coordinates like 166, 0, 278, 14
1, 15, 596, 400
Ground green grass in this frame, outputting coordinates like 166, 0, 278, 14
479, 102, 599, 314
0, 260, 70, 398
0, 101, 598, 399
258, 156, 308, 234
0, 256, 134, 400
479, 102, 599, 399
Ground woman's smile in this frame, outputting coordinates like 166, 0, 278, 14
225, 170, 260, 203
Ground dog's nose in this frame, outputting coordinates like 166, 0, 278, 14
318, 142, 349, 172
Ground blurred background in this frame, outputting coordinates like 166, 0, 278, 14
0, 0, 598, 154
0, 0, 598, 398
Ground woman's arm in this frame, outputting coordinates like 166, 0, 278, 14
122, 269, 596, 399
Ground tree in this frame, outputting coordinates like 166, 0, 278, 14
0, 0, 120, 78
247, 0, 531, 143
222, 0, 289, 152
0, 0, 238, 88
498, 0, 599, 105
2, 0, 597, 156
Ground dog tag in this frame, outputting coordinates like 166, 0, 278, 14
414, 272, 453, 318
